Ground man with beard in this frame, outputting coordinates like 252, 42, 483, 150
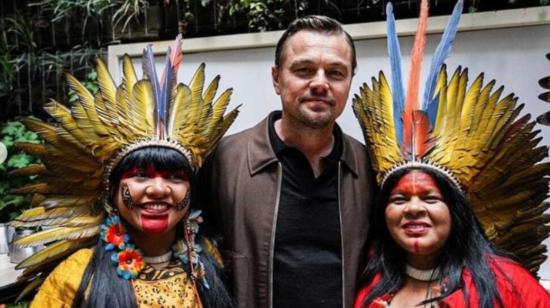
202, 15, 375, 308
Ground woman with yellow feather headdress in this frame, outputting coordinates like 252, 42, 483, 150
353, 0, 550, 307
9, 35, 239, 307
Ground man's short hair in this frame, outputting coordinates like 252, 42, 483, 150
274, 15, 357, 74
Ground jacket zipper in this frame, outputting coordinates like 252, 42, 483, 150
268, 162, 283, 308
338, 162, 346, 307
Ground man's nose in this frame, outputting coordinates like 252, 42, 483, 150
309, 70, 329, 94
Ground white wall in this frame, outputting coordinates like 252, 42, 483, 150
120, 22, 550, 278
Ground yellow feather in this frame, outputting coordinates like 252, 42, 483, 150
96, 59, 117, 112
183, 64, 206, 136
203, 75, 220, 107
168, 84, 192, 135
15, 276, 44, 302
16, 239, 91, 270
16, 143, 47, 156
459, 73, 484, 135
13, 224, 100, 247
205, 88, 233, 137
43, 101, 96, 149
432, 68, 448, 139
9, 164, 46, 176
66, 74, 110, 137
129, 80, 155, 134
39, 195, 97, 209
123, 55, 138, 93
468, 80, 495, 135
16, 206, 92, 222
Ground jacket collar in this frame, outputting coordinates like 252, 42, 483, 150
247, 111, 360, 177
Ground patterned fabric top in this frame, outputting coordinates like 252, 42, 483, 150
30, 248, 202, 308
133, 261, 200, 308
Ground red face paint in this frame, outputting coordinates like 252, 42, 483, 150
119, 164, 188, 235
385, 169, 451, 261
141, 214, 169, 234
390, 170, 441, 198
121, 164, 188, 181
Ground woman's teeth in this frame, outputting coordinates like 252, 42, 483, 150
142, 204, 169, 210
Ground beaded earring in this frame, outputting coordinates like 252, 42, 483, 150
173, 209, 209, 288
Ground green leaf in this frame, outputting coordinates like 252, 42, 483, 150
1, 121, 24, 136
6, 153, 33, 168
2, 135, 14, 148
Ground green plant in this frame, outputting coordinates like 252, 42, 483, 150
229, 0, 286, 31
29, 0, 149, 34
6, 302, 29, 308
0, 35, 16, 97
0, 121, 42, 222
112, 0, 149, 32
29, 0, 113, 22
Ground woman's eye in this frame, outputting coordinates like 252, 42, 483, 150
389, 196, 406, 204
136, 172, 148, 178
168, 175, 184, 182
424, 196, 441, 204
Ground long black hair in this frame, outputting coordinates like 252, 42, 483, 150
73, 146, 233, 307
359, 167, 505, 308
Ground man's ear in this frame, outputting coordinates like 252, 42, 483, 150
271, 65, 281, 95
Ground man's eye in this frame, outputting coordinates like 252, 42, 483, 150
329, 70, 345, 79
295, 67, 313, 75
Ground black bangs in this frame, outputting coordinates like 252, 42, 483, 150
109, 146, 194, 186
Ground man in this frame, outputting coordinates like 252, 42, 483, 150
203, 15, 375, 307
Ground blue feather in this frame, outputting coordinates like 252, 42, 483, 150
386, 2, 405, 145
142, 45, 162, 124
422, 0, 463, 114
159, 47, 173, 129
426, 94, 439, 128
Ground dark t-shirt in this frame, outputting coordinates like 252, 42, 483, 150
269, 112, 343, 307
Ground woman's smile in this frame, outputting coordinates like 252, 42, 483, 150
401, 221, 431, 237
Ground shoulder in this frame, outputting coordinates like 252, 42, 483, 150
340, 132, 373, 176
218, 118, 267, 150
354, 273, 384, 308
490, 256, 536, 282
31, 248, 93, 307
342, 133, 368, 158
342, 133, 366, 150
490, 256, 550, 306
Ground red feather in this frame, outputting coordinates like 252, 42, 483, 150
160, 34, 183, 85
412, 111, 432, 159
403, 0, 429, 153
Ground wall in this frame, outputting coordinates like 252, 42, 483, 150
110, 9, 550, 279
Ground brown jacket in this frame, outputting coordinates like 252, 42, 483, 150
203, 113, 375, 308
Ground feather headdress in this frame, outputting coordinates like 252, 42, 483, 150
9, 35, 239, 296
537, 53, 550, 126
353, 0, 550, 274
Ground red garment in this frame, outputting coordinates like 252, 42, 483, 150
354, 257, 550, 308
